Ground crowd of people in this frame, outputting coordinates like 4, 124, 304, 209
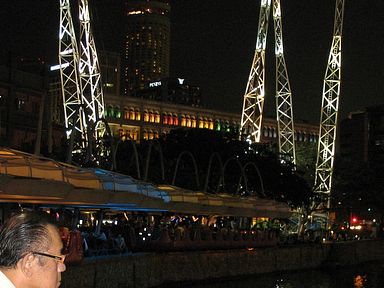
74, 214, 281, 255
1, 208, 382, 287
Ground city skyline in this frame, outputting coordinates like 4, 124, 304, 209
0, 0, 383, 124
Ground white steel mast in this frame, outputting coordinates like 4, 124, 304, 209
313, 0, 345, 213
78, 0, 106, 146
58, 0, 84, 141
273, 0, 296, 165
240, 0, 271, 143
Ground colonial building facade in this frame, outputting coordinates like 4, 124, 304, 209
103, 92, 319, 144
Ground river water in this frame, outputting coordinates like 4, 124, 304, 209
167, 261, 384, 288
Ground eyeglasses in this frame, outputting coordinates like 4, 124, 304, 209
32, 251, 66, 264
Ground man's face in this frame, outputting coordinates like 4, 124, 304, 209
30, 224, 66, 288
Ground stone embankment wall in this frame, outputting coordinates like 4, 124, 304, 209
61, 240, 384, 288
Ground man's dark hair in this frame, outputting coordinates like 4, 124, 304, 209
0, 210, 54, 268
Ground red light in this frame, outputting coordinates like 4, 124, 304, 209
352, 217, 358, 223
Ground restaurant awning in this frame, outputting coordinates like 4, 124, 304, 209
0, 148, 293, 218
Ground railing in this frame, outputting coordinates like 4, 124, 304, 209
83, 227, 279, 256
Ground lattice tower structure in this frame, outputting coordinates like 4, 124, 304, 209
240, 0, 296, 165
273, 0, 296, 164
78, 0, 106, 146
240, 0, 271, 143
313, 0, 345, 214
58, 0, 84, 143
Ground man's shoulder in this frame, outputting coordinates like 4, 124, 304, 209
0, 270, 16, 288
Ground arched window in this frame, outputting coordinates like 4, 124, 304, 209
163, 113, 168, 124
129, 109, 135, 120
225, 121, 230, 132
148, 130, 154, 140
124, 108, 130, 119
268, 128, 273, 138
115, 106, 121, 118
173, 114, 179, 126
135, 109, 141, 121
168, 114, 173, 125
215, 120, 221, 131
209, 119, 214, 130
106, 105, 114, 118
185, 115, 191, 127
118, 128, 125, 140
131, 129, 138, 141
149, 110, 155, 123
181, 115, 186, 127
264, 127, 268, 137
155, 111, 160, 123
144, 110, 149, 122
221, 122, 227, 132
191, 116, 196, 128
143, 130, 149, 140
202, 118, 208, 129
198, 117, 204, 129
232, 122, 239, 134
298, 132, 303, 142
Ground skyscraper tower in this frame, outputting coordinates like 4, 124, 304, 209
123, 0, 170, 97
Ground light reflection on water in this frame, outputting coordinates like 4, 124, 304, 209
170, 262, 384, 288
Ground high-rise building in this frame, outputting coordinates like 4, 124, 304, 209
123, 0, 170, 97
99, 51, 121, 97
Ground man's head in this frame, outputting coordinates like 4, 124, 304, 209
0, 210, 66, 288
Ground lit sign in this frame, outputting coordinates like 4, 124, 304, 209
128, 11, 144, 15
149, 81, 162, 87
50, 63, 69, 71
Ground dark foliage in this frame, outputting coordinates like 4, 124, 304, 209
112, 128, 312, 208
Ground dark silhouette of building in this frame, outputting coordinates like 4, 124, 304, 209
99, 51, 121, 97
138, 77, 201, 107
339, 105, 384, 164
0, 58, 66, 154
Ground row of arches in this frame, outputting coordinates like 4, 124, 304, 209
118, 128, 139, 141
105, 105, 240, 132
112, 138, 264, 196
263, 127, 318, 143
143, 130, 160, 140
106, 105, 317, 142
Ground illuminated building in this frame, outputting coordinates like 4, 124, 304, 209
123, 0, 170, 96
104, 93, 319, 144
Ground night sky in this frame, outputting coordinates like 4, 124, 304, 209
1, 0, 383, 124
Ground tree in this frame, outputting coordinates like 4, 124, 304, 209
295, 141, 317, 187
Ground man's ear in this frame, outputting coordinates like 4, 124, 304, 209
19, 253, 35, 278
